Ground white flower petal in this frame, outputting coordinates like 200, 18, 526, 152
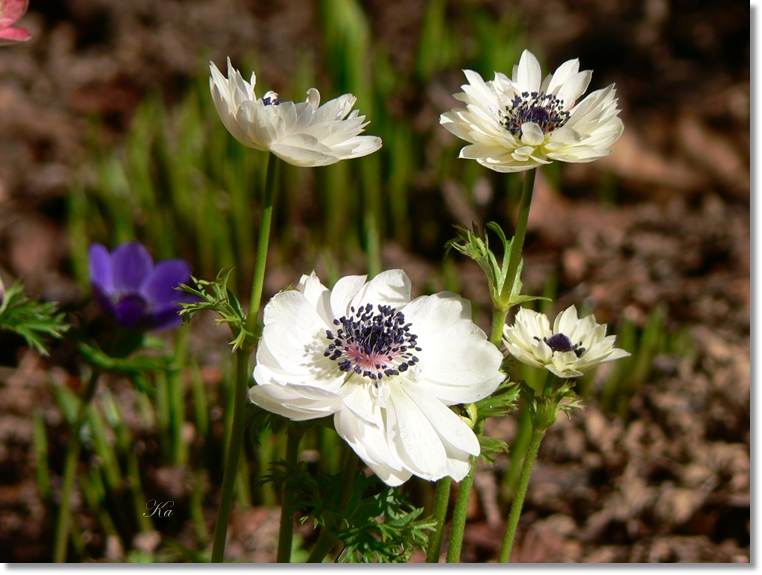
329, 274, 367, 318
296, 271, 333, 325
401, 382, 480, 456
515, 50, 542, 92
556, 70, 592, 109
342, 385, 382, 428
404, 292, 503, 404
249, 383, 343, 421
334, 409, 410, 486
385, 386, 448, 480
350, 269, 411, 310
547, 58, 580, 94
520, 122, 545, 146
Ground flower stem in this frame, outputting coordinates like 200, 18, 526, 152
53, 367, 101, 563
498, 425, 546, 562
490, 306, 509, 347
210, 345, 251, 562
245, 153, 280, 334
276, 430, 303, 563
306, 448, 359, 563
425, 476, 451, 563
211, 153, 280, 562
446, 420, 484, 563
503, 168, 537, 302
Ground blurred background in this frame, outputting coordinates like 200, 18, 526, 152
0, 0, 750, 563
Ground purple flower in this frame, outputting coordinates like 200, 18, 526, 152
89, 242, 195, 332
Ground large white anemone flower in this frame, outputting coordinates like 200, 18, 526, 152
503, 305, 630, 378
210, 58, 382, 167
440, 49, 623, 173
250, 270, 504, 486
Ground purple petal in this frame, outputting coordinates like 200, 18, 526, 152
91, 283, 116, 318
139, 259, 192, 309
89, 244, 113, 294
114, 294, 149, 328
146, 307, 185, 332
111, 242, 153, 294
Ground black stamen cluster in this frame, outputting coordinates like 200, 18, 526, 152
262, 94, 280, 106
537, 333, 585, 358
500, 91, 570, 136
324, 304, 421, 380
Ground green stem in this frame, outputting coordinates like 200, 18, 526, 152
490, 306, 509, 347
245, 153, 280, 334
542, 374, 557, 397
53, 368, 101, 563
446, 420, 483, 563
210, 347, 250, 562
502, 168, 537, 302
276, 430, 303, 563
502, 407, 532, 499
498, 425, 546, 562
425, 476, 451, 563
212, 152, 280, 562
306, 449, 359, 563
306, 522, 339, 564
364, 209, 381, 278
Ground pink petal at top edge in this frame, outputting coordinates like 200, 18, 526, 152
0, 0, 29, 27
0, 27, 31, 45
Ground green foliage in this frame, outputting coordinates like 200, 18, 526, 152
0, 280, 69, 355
478, 435, 510, 466
417, 0, 461, 80
598, 304, 693, 420
77, 341, 173, 375
263, 457, 435, 563
519, 379, 584, 432
447, 222, 551, 310
178, 268, 253, 352
474, 378, 520, 422
337, 488, 436, 563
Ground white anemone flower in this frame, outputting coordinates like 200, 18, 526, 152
209, 58, 382, 167
503, 305, 630, 378
440, 49, 623, 173
250, 270, 504, 486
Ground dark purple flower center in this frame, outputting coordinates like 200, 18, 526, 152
540, 333, 585, 358
324, 304, 421, 381
501, 91, 570, 136
262, 90, 280, 106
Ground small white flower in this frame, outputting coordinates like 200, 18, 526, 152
440, 49, 623, 173
503, 305, 630, 378
250, 270, 504, 486
209, 58, 382, 167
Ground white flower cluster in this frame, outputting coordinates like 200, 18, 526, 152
209, 49, 631, 488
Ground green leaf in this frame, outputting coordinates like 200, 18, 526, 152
260, 454, 435, 563
448, 222, 550, 312
474, 378, 520, 421
177, 268, 254, 352
0, 281, 69, 355
78, 341, 173, 375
